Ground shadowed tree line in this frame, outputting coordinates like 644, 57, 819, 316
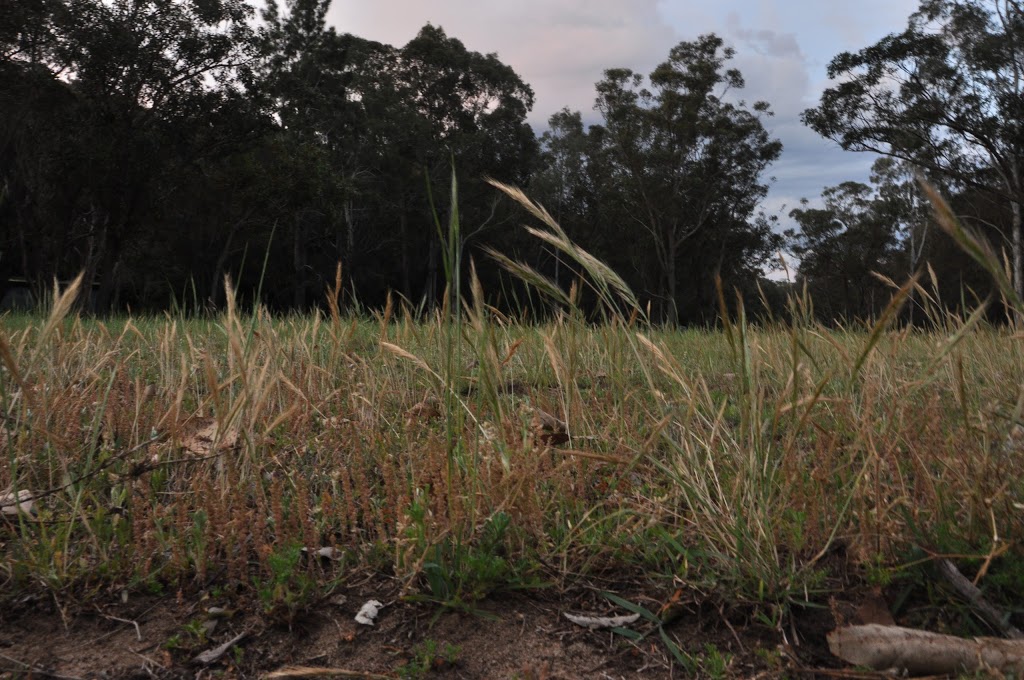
799, 0, 1024, 323
1, 0, 1021, 323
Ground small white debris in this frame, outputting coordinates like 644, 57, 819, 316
191, 630, 247, 665
563, 612, 641, 630
480, 421, 501, 444
300, 546, 341, 561
320, 415, 350, 428
0, 489, 36, 517
355, 599, 384, 626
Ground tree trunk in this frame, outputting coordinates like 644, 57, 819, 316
293, 218, 307, 309
1011, 158, 1023, 325
94, 248, 121, 314
16, 209, 36, 291
400, 211, 411, 301
665, 252, 678, 326
209, 224, 238, 309
80, 212, 102, 312
426, 235, 440, 312
85, 214, 118, 313
109, 259, 122, 311
344, 199, 356, 260
1012, 197, 1022, 304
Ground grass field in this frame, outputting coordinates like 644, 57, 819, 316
2, 281, 1023, 672
2, 184, 1023, 677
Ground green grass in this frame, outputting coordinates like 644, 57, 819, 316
1, 180, 1022, 646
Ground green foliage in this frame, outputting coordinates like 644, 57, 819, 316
601, 594, 736, 676
0, 0, 265, 310
804, 0, 1024, 300
398, 640, 461, 678
1, 1, 537, 313
788, 167, 913, 322
162, 618, 210, 654
255, 543, 318, 621
589, 35, 783, 325
407, 511, 534, 612
599, 592, 698, 672
526, 35, 785, 325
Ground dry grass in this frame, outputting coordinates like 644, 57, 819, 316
1, 184, 1022, 637
0, 285, 1021, 616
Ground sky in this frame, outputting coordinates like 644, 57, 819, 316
327, 0, 920, 228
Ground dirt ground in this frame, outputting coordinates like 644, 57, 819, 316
0, 576, 859, 679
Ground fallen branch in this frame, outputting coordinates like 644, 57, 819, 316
191, 630, 248, 665
936, 558, 1022, 639
828, 624, 1024, 676
0, 434, 163, 512
552, 448, 628, 464
264, 667, 394, 679
0, 652, 85, 680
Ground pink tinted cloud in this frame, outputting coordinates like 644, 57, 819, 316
327, 0, 679, 124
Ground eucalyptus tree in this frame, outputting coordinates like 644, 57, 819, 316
1, 0, 266, 309
593, 34, 782, 325
790, 180, 905, 321
373, 24, 538, 305
531, 109, 593, 283
803, 0, 1024, 299
250, 19, 538, 308
260, 0, 354, 307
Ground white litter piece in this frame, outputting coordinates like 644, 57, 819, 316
0, 489, 36, 517
192, 630, 248, 665
564, 612, 641, 630
300, 546, 341, 560
355, 599, 384, 626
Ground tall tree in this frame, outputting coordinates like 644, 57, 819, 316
249, 21, 538, 309
378, 24, 538, 305
803, 0, 1024, 299
531, 109, 595, 285
3, 6, 534, 313
261, 0, 352, 307
1, 0, 265, 309
593, 34, 782, 324
790, 179, 905, 321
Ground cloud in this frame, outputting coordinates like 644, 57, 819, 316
725, 12, 802, 59
328, 0, 679, 126
819, 2, 918, 48
325, 0, 918, 223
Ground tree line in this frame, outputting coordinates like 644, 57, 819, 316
1, 0, 1021, 323
799, 0, 1024, 323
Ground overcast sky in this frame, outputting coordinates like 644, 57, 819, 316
327, 0, 920, 223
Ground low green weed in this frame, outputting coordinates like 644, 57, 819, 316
398, 640, 461, 678
255, 542, 319, 622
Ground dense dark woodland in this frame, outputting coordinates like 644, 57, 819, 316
0, 0, 1020, 323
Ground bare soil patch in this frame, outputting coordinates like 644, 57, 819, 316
0, 579, 843, 678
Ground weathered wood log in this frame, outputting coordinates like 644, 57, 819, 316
936, 558, 1023, 639
828, 624, 1024, 676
